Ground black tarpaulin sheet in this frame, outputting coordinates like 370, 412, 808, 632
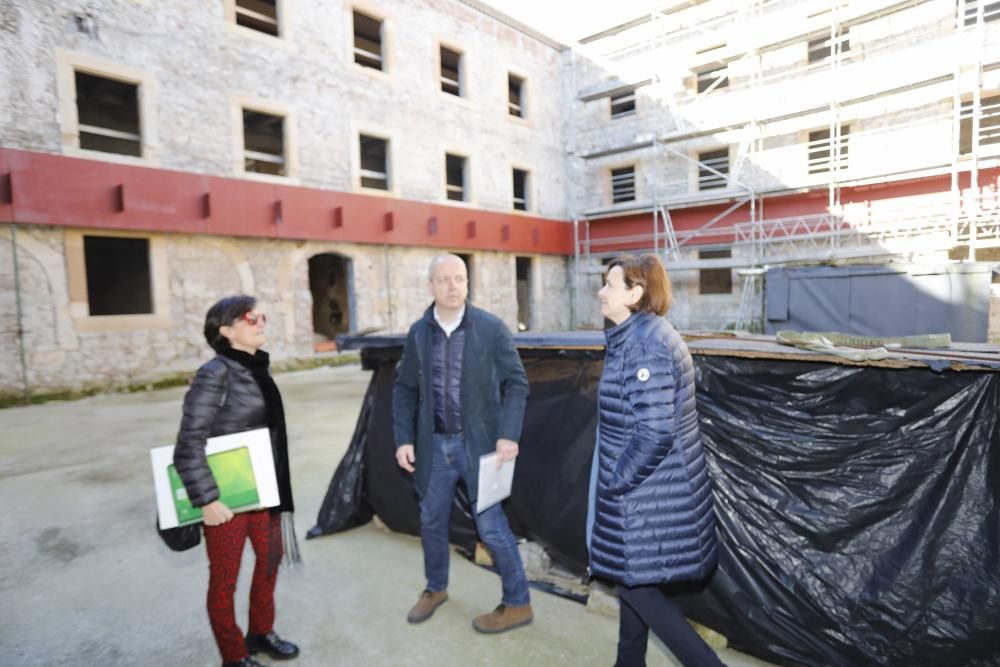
310, 349, 600, 570
310, 341, 1000, 667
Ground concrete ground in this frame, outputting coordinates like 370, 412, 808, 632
0, 364, 775, 667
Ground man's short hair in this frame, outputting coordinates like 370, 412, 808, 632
606, 254, 672, 316
428, 253, 466, 281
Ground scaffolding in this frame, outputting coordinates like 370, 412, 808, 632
570, 0, 1000, 330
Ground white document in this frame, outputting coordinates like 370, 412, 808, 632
151, 427, 280, 529
476, 453, 515, 513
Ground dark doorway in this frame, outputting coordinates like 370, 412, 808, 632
308, 253, 353, 340
455, 252, 473, 302
516, 256, 532, 331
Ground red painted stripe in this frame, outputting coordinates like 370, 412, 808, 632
0, 148, 574, 255
5, 147, 998, 255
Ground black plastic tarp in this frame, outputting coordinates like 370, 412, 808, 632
310, 340, 1000, 667
310, 350, 599, 569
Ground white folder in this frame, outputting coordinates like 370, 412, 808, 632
476, 453, 515, 513
151, 427, 280, 529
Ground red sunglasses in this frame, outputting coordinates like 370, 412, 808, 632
240, 312, 267, 326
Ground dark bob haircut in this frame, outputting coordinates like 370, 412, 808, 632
203, 295, 256, 352
607, 254, 672, 316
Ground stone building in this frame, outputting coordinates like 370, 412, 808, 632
3, 0, 1000, 400
0, 0, 575, 399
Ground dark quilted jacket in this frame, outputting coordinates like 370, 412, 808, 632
173, 355, 269, 508
431, 324, 466, 434
589, 310, 718, 587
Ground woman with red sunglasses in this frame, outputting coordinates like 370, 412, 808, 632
173, 295, 300, 667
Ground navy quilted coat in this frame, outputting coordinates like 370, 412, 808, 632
589, 310, 718, 587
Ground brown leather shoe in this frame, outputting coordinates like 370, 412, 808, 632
472, 604, 533, 634
407, 589, 448, 624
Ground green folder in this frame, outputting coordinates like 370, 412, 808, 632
168, 446, 260, 525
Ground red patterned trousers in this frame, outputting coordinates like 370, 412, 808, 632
203, 510, 283, 663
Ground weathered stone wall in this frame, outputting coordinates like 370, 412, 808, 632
0, 0, 575, 396
0, 227, 28, 395
0, 224, 569, 396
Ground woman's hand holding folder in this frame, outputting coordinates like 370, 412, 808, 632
202, 500, 234, 526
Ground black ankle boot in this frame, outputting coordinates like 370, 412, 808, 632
246, 632, 300, 660
222, 658, 266, 667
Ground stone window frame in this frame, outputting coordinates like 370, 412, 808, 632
698, 246, 734, 296
222, 0, 293, 46
352, 124, 398, 196
435, 39, 468, 101
510, 164, 533, 213
608, 162, 638, 206
55, 49, 159, 166
610, 89, 637, 119
349, 3, 394, 79
442, 150, 473, 205
230, 93, 300, 183
65, 229, 171, 332
691, 146, 730, 192
506, 69, 530, 121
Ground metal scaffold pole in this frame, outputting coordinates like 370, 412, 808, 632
951, 36, 962, 248
969, 0, 985, 261
571, 217, 579, 328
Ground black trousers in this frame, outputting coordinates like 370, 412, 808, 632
615, 584, 727, 667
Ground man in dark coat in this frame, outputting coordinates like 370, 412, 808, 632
393, 253, 532, 634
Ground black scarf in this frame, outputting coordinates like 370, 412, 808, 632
219, 347, 301, 568
219, 347, 294, 513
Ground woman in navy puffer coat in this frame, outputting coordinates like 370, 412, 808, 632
589, 254, 725, 667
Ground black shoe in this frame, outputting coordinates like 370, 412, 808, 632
222, 658, 266, 667
246, 632, 300, 660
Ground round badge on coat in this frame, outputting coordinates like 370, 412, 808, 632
636, 368, 650, 381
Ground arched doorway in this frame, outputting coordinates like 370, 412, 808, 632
308, 253, 353, 341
